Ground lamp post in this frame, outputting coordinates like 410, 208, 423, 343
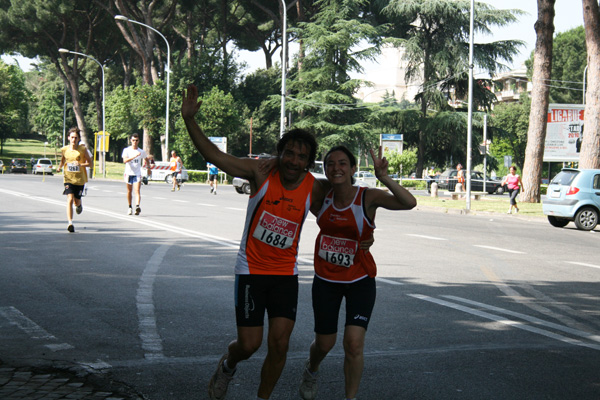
58, 48, 105, 178
279, 0, 287, 138
115, 15, 171, 157
465, 0, 475, 211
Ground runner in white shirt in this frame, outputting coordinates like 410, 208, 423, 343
122, 133, 150, 215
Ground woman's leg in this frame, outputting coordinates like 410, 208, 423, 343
343, 326, 366, 399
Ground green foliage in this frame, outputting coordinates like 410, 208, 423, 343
525, 26, 586, 104
385, 147, 417, 175
489, 95, 530, 171
0, 60, 29, 152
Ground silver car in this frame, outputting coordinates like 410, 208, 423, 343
32, 158, 53, 175
542, 168, 600, 231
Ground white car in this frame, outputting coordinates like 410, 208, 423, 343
142, 161, 189, 185
353, 171, 377, 187
32, 158, 53, 175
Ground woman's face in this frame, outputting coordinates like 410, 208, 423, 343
510, 167, 516, 174
325, 150, 356, 185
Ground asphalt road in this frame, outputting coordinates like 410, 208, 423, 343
1, 173, 599, 399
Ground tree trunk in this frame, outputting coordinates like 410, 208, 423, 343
521, 0, 555, 203
581, 0, 600, 169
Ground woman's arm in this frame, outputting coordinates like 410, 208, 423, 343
365, 147, 417, 220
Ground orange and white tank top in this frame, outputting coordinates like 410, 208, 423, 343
235, 169, 315, 275
314, 186, 376, 283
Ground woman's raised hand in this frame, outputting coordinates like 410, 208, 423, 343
370, 147, 389, 179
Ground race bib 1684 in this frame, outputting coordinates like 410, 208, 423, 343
252, 211, 299, 249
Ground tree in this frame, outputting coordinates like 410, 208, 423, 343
289, 0, 383, 157
0, 60, 29, 154
381, 0, 524, 176
522, 0, 555, 203
111, 0, 178, 159
490, 95, 530, 171
580, 0, 600, 169
0, 0, 117, 150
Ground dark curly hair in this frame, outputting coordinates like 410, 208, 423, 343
276, 128, 317, 170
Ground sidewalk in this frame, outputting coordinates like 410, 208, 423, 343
0, 359, 144, 400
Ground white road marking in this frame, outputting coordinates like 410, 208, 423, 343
154, 197, 167, 200
473, 245, 525, 254
197, 203, 216, 207
442, 295, 600, 343
408, 294, 600, 351
377, 278, 404, 285
137, 244, 170, 360
406, 234, 447, 241
566, 261, 600, 270
0, 306, 73, 351
226, 207, 245, 211
174, 199, 188, 203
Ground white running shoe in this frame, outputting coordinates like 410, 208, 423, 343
208, 354, 235, 400
299, 359, 318, 400
128, 207, 133, 215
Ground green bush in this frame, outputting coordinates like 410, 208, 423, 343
188, 171, 208, 183
398, 179, 426, 190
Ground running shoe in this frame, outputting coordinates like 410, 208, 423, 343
299, 359, 318, 400
135, 206, 141, 215
76, 204, 83, 214
128, 207, 133, 215
67, 224, 75, 233
208, 354, 234, 400
210, 187, 214, 194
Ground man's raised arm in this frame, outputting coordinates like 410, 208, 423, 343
181, 84, 257, 180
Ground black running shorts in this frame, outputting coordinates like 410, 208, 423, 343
312, 275, 376, 334
234, 274, 299, 327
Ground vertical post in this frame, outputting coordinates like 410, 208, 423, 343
63, 86, 67, 147
483, 114, 487, 193
583, 65, 588, 105
466, 0, 475, 210
279, 0, 287, 138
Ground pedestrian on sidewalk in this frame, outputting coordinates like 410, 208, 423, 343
501, 165, 524, 214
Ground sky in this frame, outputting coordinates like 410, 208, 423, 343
1, 0, 585, 75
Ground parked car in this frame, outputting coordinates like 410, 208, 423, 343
32, 158, 53, 175
353, 171, 377, 187
436, 169, 503, 194
142, 161, 189, 185
233, 153, 274, 194
542, 168, 600, 231
10, 158, 27, 174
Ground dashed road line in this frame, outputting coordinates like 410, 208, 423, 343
566, 261, 600, 270
406, 234, 447, 241
473, 245, 525, 254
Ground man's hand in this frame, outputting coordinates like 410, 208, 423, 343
181, 84, 203, 119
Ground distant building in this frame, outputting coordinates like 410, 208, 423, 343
491, 64, 532, 103
354, 45, 421, 104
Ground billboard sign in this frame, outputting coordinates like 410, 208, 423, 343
543, 104, 585, 162
209, 137, 227, 153
380, 134, 403, 153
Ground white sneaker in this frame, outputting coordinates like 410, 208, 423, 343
128, 207, 133, 215
299, 359, 318, 400
208, 354, 234, 400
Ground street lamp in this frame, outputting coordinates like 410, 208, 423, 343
279, 0, 287, 138
58, 48, 106, 178
465, 0, 475, 211
115, 15, 171, 156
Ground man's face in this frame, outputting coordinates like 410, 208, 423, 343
278, 141, 310, 183
131, 137, 139, 148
